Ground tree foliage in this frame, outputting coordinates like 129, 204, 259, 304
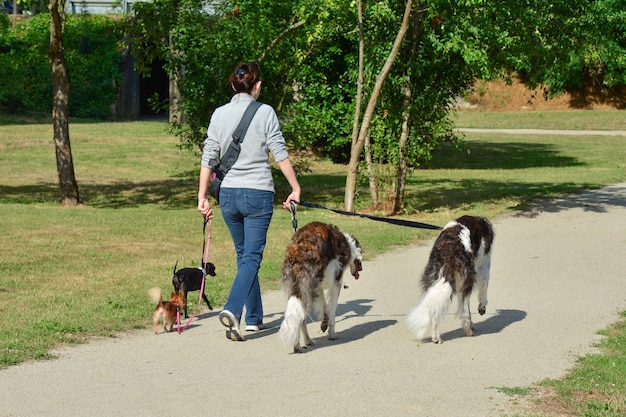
124, 0, 625, 211
0, 14, 123, 117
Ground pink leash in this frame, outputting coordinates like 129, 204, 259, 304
177, 217, 212, 333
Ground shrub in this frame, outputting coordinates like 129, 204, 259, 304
0, 14, 124, 118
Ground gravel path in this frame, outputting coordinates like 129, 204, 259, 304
1, 183, 625, 417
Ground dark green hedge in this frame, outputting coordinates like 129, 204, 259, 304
0, 13, 124, 119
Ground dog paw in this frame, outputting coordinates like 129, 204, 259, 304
478, 305, 486, 315
320, 322, 328, 332
293, 345, 306, 353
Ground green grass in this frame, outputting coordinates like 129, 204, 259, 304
497, 312, 626, 417
453, 109, 626, 130
1, 112, 625, 402
531, 311, 626, 417
493, 386, 535, 397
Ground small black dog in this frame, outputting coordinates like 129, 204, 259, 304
172, 261, 216, 318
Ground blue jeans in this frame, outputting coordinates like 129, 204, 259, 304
219, 188, 274, 326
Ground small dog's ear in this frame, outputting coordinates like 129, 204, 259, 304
171, 291, 177, 299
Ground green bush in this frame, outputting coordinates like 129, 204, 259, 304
0, 14, 124, 118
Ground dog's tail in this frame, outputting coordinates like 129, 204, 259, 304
148, 287, 163, 305
279, 296, 306, 348
406, 277, 453, 341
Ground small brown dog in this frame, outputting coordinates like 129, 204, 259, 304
148, 287, 187, 334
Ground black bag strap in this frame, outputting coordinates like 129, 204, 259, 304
232, 100, 263, 145
210, 101, 263, 180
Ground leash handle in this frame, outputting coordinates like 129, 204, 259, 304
289, 200, 298, 232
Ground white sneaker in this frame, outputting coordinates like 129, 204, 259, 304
219, 310, 244, 341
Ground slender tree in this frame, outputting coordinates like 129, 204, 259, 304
49, 0, 81, 206
344, 0, 413, 212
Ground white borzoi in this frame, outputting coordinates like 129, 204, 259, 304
279, 222, 362, 353
407, 215, 495, 343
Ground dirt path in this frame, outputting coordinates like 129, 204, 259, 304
1, 183, 625, 417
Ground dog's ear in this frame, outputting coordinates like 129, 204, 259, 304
170, 291, 177, 299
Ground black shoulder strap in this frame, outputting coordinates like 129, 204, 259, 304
232, 100, 263, 144
211, 101, 263, 180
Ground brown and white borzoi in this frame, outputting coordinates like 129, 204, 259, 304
407, 215, 494, 344
279, 222, 362, 353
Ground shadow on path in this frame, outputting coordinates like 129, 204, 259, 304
437, 308, 527, 343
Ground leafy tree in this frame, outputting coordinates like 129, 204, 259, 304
64, 15, 124, 118
127, 0, 626, 213
129, 0, 356, 153
0, 14, 124, 118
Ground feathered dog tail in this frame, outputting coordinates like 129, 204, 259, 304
406, 277, 453, 342
279, 296, 306, 348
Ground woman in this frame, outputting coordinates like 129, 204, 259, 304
198, 62, 301, 341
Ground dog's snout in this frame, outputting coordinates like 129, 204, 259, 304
350, 260, 362, 277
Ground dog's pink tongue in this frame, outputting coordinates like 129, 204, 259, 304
354, 271, 360, 280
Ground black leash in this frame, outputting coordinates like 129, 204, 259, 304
290, 200, 442, 231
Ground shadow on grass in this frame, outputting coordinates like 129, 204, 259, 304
530, 183, 626, 213
3, 177, 622, 215
2, 140, 622, 214
430, 141, 585, 170
403, 178, 601, 212
0, 178, 198, 208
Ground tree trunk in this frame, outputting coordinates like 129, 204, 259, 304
365, 134, 378, 206
49, 0, 82, 207
350, 0, 365, 147
391, 4, 425, 214
392, 84, 411, 215
344, 0, 413, 212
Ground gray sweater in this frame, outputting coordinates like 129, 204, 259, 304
201, 93, 290, 192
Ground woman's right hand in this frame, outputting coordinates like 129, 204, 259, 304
198, 197, 213, 219
282, 190, 300, 211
